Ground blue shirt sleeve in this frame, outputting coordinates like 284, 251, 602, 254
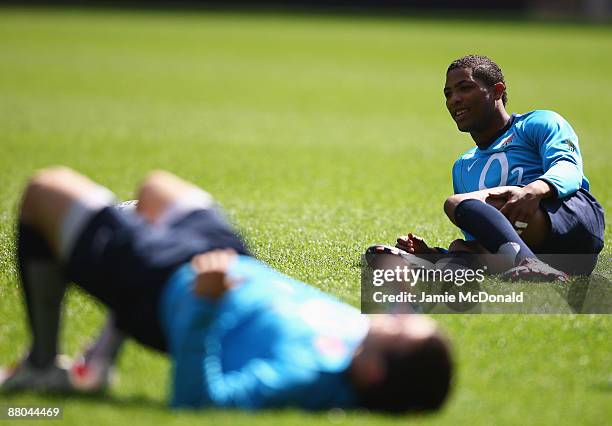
170, 308, 323, 410
452, 159, 476, 241
524, 110, 583, 198
200, 355, 319, 409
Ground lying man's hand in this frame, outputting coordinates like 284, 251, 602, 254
396, 233, 439, 254
191, 249, 238, 299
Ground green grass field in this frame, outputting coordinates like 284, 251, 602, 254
0, 7, 611, 425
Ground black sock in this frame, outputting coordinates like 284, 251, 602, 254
453, 199, 536, 265
17, 223, 67, 368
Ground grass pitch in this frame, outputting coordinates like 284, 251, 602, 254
0, 7, 611, 426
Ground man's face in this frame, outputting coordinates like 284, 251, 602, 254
444, 67, 497, 133
350, 314, 439, 387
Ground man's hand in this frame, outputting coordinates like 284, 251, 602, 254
191, 249, 238, 299
487, 180, 554, 227
396, 233, 439, 254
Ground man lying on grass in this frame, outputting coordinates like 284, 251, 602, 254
395, 55, 605, 280
1, 167, 452, 413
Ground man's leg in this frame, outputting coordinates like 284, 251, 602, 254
2, 167, 115, 391
136, 170, 214, 226
444, 187, 550, 251
71, 314, 124, 392
443, 187, 548, 264
442, 188, 569, 281
75, 171, 215, 378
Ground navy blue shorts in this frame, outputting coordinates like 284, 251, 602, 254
538, 188, 605, 274
66, 206, 249, 352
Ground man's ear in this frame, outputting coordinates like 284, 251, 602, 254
361, 356, 386, 386
493, 82, 506, 101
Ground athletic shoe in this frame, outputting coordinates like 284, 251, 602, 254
502, 257, 569, 282
365, 244, 436, 269
0, 355, 72, 393
69, 356, 114, 393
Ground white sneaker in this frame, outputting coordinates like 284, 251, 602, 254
503, 257, 569, 282
0, 355, 73, 393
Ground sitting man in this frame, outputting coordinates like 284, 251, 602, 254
397, 55, 605, 279
1, 167, 452, 413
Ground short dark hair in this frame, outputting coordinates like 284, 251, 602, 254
447, 54, 508, 105
357, 334, 453, 413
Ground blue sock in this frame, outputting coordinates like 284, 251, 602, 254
453, 199, 536, 264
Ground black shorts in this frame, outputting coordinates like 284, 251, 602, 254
65, 206, 249, 352
538, 188, 605, 274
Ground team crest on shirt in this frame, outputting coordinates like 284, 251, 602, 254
500, 133, 514, 148
564, 139, 577, 152
313, 335, 347, 358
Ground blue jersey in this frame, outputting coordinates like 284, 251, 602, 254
452, 110, 589, 240
159, 256, 369, 410
452, 110, 588, 197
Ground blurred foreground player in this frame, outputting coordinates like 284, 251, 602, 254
1, 167, 452, 413
397, 55, 604, 279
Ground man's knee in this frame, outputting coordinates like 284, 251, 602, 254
444, 190, 506, 224
136, 170, 191, 222
27, 166, 79, 191
139, 170, 179, 190
448, 239, 468, 252
21, 167, 79, 223
444, 194, 464, 223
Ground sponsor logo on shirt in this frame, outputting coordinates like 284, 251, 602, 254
564, 139, 577, 152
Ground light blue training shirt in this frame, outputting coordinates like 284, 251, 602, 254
452, 110, 589, 239
159, 255, 369, 410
